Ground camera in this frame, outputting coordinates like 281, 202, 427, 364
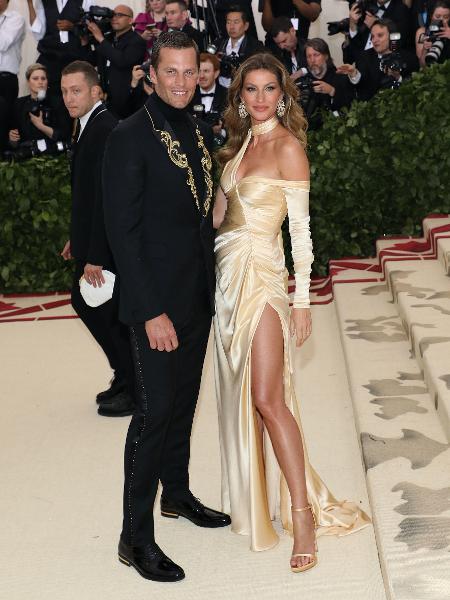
422, 20, 446, 65
78, 5, 114, 38
206, 44, 243, 79
192, 105, 224, 147
379, 32, 405, 88
139, 59, 153, 86
296, 74, 316, 109
29, 90, 52, 126
328, 0, 379, 35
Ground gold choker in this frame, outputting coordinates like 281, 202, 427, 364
251, 116, 279, 137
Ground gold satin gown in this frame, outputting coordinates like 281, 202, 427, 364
213, 131, 370, 552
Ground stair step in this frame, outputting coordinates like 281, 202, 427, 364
438, 238, 450, 275
334, 280, 450, 599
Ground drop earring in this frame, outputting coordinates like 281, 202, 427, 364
276, 97, 286, 117
238, 101, 248, 119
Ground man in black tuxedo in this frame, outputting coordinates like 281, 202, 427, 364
165, 0, 205, 50
338, 19, 419, 101
214, 5, 263, 88
60, 60, 135, 417
85, 5, 147, 118
190, 52, 227, 140
270, 16, 307, 79
343, 0, 413, 63
103, 31, 231, 583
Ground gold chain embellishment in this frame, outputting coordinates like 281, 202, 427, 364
145, 105, 212, 217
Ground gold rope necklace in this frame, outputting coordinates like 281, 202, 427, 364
144, 105, 213, 217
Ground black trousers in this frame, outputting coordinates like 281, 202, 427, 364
71, 262, 134, 394
121, 306, 211, 546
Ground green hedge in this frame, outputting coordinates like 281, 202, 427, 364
1, 62, 449, 292
0, 156, 73, 292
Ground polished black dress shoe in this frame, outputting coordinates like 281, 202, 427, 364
97, 391, 134, 417
96, 375, 126, 404
118, 538, 185, 582
161, 492, 231, 528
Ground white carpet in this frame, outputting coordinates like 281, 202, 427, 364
0, 304, 385, 600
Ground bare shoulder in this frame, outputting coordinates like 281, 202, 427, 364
275, 130, 309, 182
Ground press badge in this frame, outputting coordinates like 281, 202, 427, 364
106, 60, 111, 67
291, 18, 299, 30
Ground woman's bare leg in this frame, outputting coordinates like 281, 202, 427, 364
251, 304, 315, 569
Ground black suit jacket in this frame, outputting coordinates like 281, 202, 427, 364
355, 47, 419, 101
215, 34, 264, 62
70, 104, 118, 267
95, 29, 147, 119
180, 23, 205, 51
102, 95, 215, 326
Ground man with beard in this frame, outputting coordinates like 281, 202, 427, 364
103, 31, 231, 583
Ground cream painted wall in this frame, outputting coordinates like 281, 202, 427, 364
12, 0, 350, 94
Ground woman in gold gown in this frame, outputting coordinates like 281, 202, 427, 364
212, 53, 370, 572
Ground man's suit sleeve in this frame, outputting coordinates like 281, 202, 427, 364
103, 125, 164, 322
87, 121, 115, 266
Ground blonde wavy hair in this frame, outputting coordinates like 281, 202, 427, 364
217, 52, 307, 166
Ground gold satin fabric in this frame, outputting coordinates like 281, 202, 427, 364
213, 132, 371, 552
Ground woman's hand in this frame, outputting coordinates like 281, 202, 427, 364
29, 111, 54, 139
290, 308, 312, 347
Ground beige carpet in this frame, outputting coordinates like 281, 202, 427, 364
0, 304, 385, 600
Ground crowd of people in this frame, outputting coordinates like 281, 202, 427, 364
0, 0, 449, 157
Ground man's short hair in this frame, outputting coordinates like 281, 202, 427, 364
371, 18, 398, 33
25, 63, 47, 80
151, 30, 199, 70
166, 0, 188, 10
61, 60, 101, 87
200, 52, 220, 71
270, 16, 294, 39
225, 5, 250, 23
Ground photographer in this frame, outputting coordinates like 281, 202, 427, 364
262, 0, 321, 42
165, 0, 204, 50
415, 0, 450, 66
341, 0, 413, 64
85, 5, 146, 119
8, 63, 71, 153
214, 5, 263, 88
190, 52, 227, 141
270, 16, 307, 79
25, 0, 93, 96
298, 38, 355, 128
338, 19, 419, 101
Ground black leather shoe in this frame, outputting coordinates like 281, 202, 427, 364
97, 391, 134, 417
118, 538, 185, 582
161, 492, 231, 528
96, 375, 126, 404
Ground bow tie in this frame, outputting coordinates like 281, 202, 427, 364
201, 92, 215, 97
377, 4, 386, 10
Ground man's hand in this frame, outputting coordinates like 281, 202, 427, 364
145, 314, 179, 352
61, 240, 72, 260
56, 19, 74, 31
363, 11, 377, 29
336, 63, 358, 77
290, 308, 312, 347
87, 20, 105, 43
84, 263, 105, 287
9, 129, 20, 143
131, 65, 145, 88
313, 80, 335, 96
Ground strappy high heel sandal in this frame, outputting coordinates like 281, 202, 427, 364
290, 504, 318, 573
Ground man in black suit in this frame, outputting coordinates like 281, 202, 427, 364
343, 0, 413, 63
214, 5, 263, 88
270, 16, 307, 79
338, 19, 419, 101
190, 52, 227, 140
60, 60, 135, 417
165, 0, 205, 50
85, 5, 146, 118
103, 31, 231, 583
